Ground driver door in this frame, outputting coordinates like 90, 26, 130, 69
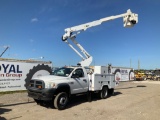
69, 68, 88, 94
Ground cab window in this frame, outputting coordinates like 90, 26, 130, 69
52, 67, 74, 77
74, 69, 84, 78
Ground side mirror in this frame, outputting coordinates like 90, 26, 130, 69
71, 73, 79, 78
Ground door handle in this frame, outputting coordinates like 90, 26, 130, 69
83, 79, 87, 82
68, 82, 74, 84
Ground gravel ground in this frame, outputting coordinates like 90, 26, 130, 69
0, 80, 160, 120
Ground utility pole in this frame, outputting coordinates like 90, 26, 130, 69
138, 59, 140, 70
130, 59, 132, 68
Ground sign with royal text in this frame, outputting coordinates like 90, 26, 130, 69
0, 60, 52, 92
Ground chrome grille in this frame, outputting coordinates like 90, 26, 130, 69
29, 80, 44, 89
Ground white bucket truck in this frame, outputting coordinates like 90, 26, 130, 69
27, 9, 138, 110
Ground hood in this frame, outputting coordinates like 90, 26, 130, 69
32, 75, 69, 82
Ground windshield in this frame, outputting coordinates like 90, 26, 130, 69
51, 67, 74, 77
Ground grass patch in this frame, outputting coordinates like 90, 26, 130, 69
0, 90, 27, 96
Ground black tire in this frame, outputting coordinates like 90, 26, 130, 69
54, 92, 68, 110
99, 86, 108, 99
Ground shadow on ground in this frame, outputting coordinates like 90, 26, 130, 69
116, 85, 147, 90
38, 91, 122, 110
0, 101, 35, 120
0, 108, 12, 120
0, 101, 34, 107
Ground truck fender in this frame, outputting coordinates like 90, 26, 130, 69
55, 83, 71, 96
100, 85, 108, 90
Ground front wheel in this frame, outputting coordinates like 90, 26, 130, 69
99, 86, 108, 99
54, 92, 68, 110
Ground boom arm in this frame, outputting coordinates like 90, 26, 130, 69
62, 9, 138, 66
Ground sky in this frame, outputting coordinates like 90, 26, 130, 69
0, 0, 160, 70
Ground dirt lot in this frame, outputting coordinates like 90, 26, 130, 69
1, 80, 160, 120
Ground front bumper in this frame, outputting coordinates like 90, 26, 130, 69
27, 87, 56, 101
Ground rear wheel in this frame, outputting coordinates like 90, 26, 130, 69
54, 92, 68, 110
99, 86, 108, 99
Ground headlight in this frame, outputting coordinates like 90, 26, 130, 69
46, 82, 56, 88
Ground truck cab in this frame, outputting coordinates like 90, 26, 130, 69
51, 66, 89, 94
27, 66, 90, 110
